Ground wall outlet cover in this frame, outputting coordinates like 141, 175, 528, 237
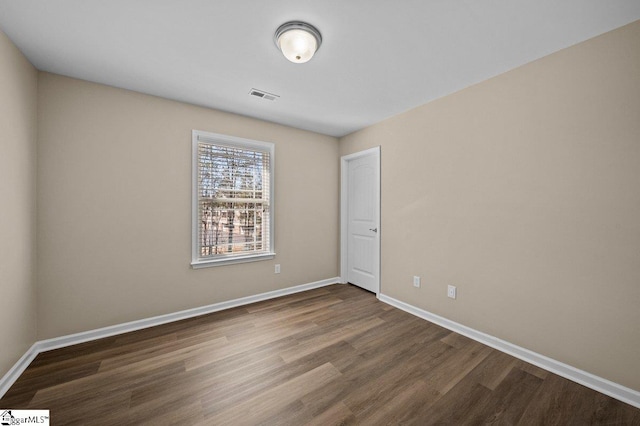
447, 285, 457, 299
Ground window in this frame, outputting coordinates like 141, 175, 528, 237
192, 130, 275, 268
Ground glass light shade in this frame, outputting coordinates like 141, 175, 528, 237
274, 22, 322, 64
277, 29, 317, 63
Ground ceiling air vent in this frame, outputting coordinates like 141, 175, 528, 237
249, 88, 279, 101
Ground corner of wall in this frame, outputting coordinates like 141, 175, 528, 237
0, 28, 39, 384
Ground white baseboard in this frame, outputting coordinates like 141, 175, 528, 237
0, 277, 339, 399
378, 293, 640, 409
0, 343, 40, 399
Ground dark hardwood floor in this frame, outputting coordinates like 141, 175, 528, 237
1, 284, 639, 425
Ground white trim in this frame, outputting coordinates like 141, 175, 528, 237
0, 343, 40, 398
191, 252, 275, 269
0, 277, 339, 399
340, 146, 381, 292
378, 293, 640, 409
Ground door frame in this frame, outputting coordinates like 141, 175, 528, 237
340, 146, 381, 294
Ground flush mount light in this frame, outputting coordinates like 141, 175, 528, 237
274, 21, 322, 64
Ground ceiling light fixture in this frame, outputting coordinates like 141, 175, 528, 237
274, 21, 322, 64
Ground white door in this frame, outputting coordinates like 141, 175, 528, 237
341, 147, 380, 293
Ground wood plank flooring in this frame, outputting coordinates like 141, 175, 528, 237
1, 284, 639, 425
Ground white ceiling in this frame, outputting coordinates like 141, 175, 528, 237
1, 1, 639, 137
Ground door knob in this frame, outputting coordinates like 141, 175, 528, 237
369, 228, 378, 233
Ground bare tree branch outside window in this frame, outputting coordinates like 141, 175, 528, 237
196, 142, 271, 259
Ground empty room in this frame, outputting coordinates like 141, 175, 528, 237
1, 1, 639, 424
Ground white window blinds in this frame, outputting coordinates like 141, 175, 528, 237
192, 131, 275, 267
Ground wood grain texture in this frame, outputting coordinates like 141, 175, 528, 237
1, 284, 639, 425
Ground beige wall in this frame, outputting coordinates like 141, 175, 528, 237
340, 21, 640, 391
36, 73, 339, 339
0, 31, 38, 377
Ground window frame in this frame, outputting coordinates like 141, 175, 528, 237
191, 130, 275, 268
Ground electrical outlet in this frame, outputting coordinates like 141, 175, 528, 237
413, 276, 421, 288
447, 285, 457, 299
275, 264, 281, 274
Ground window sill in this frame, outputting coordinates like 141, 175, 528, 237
191, 252, 276, 269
